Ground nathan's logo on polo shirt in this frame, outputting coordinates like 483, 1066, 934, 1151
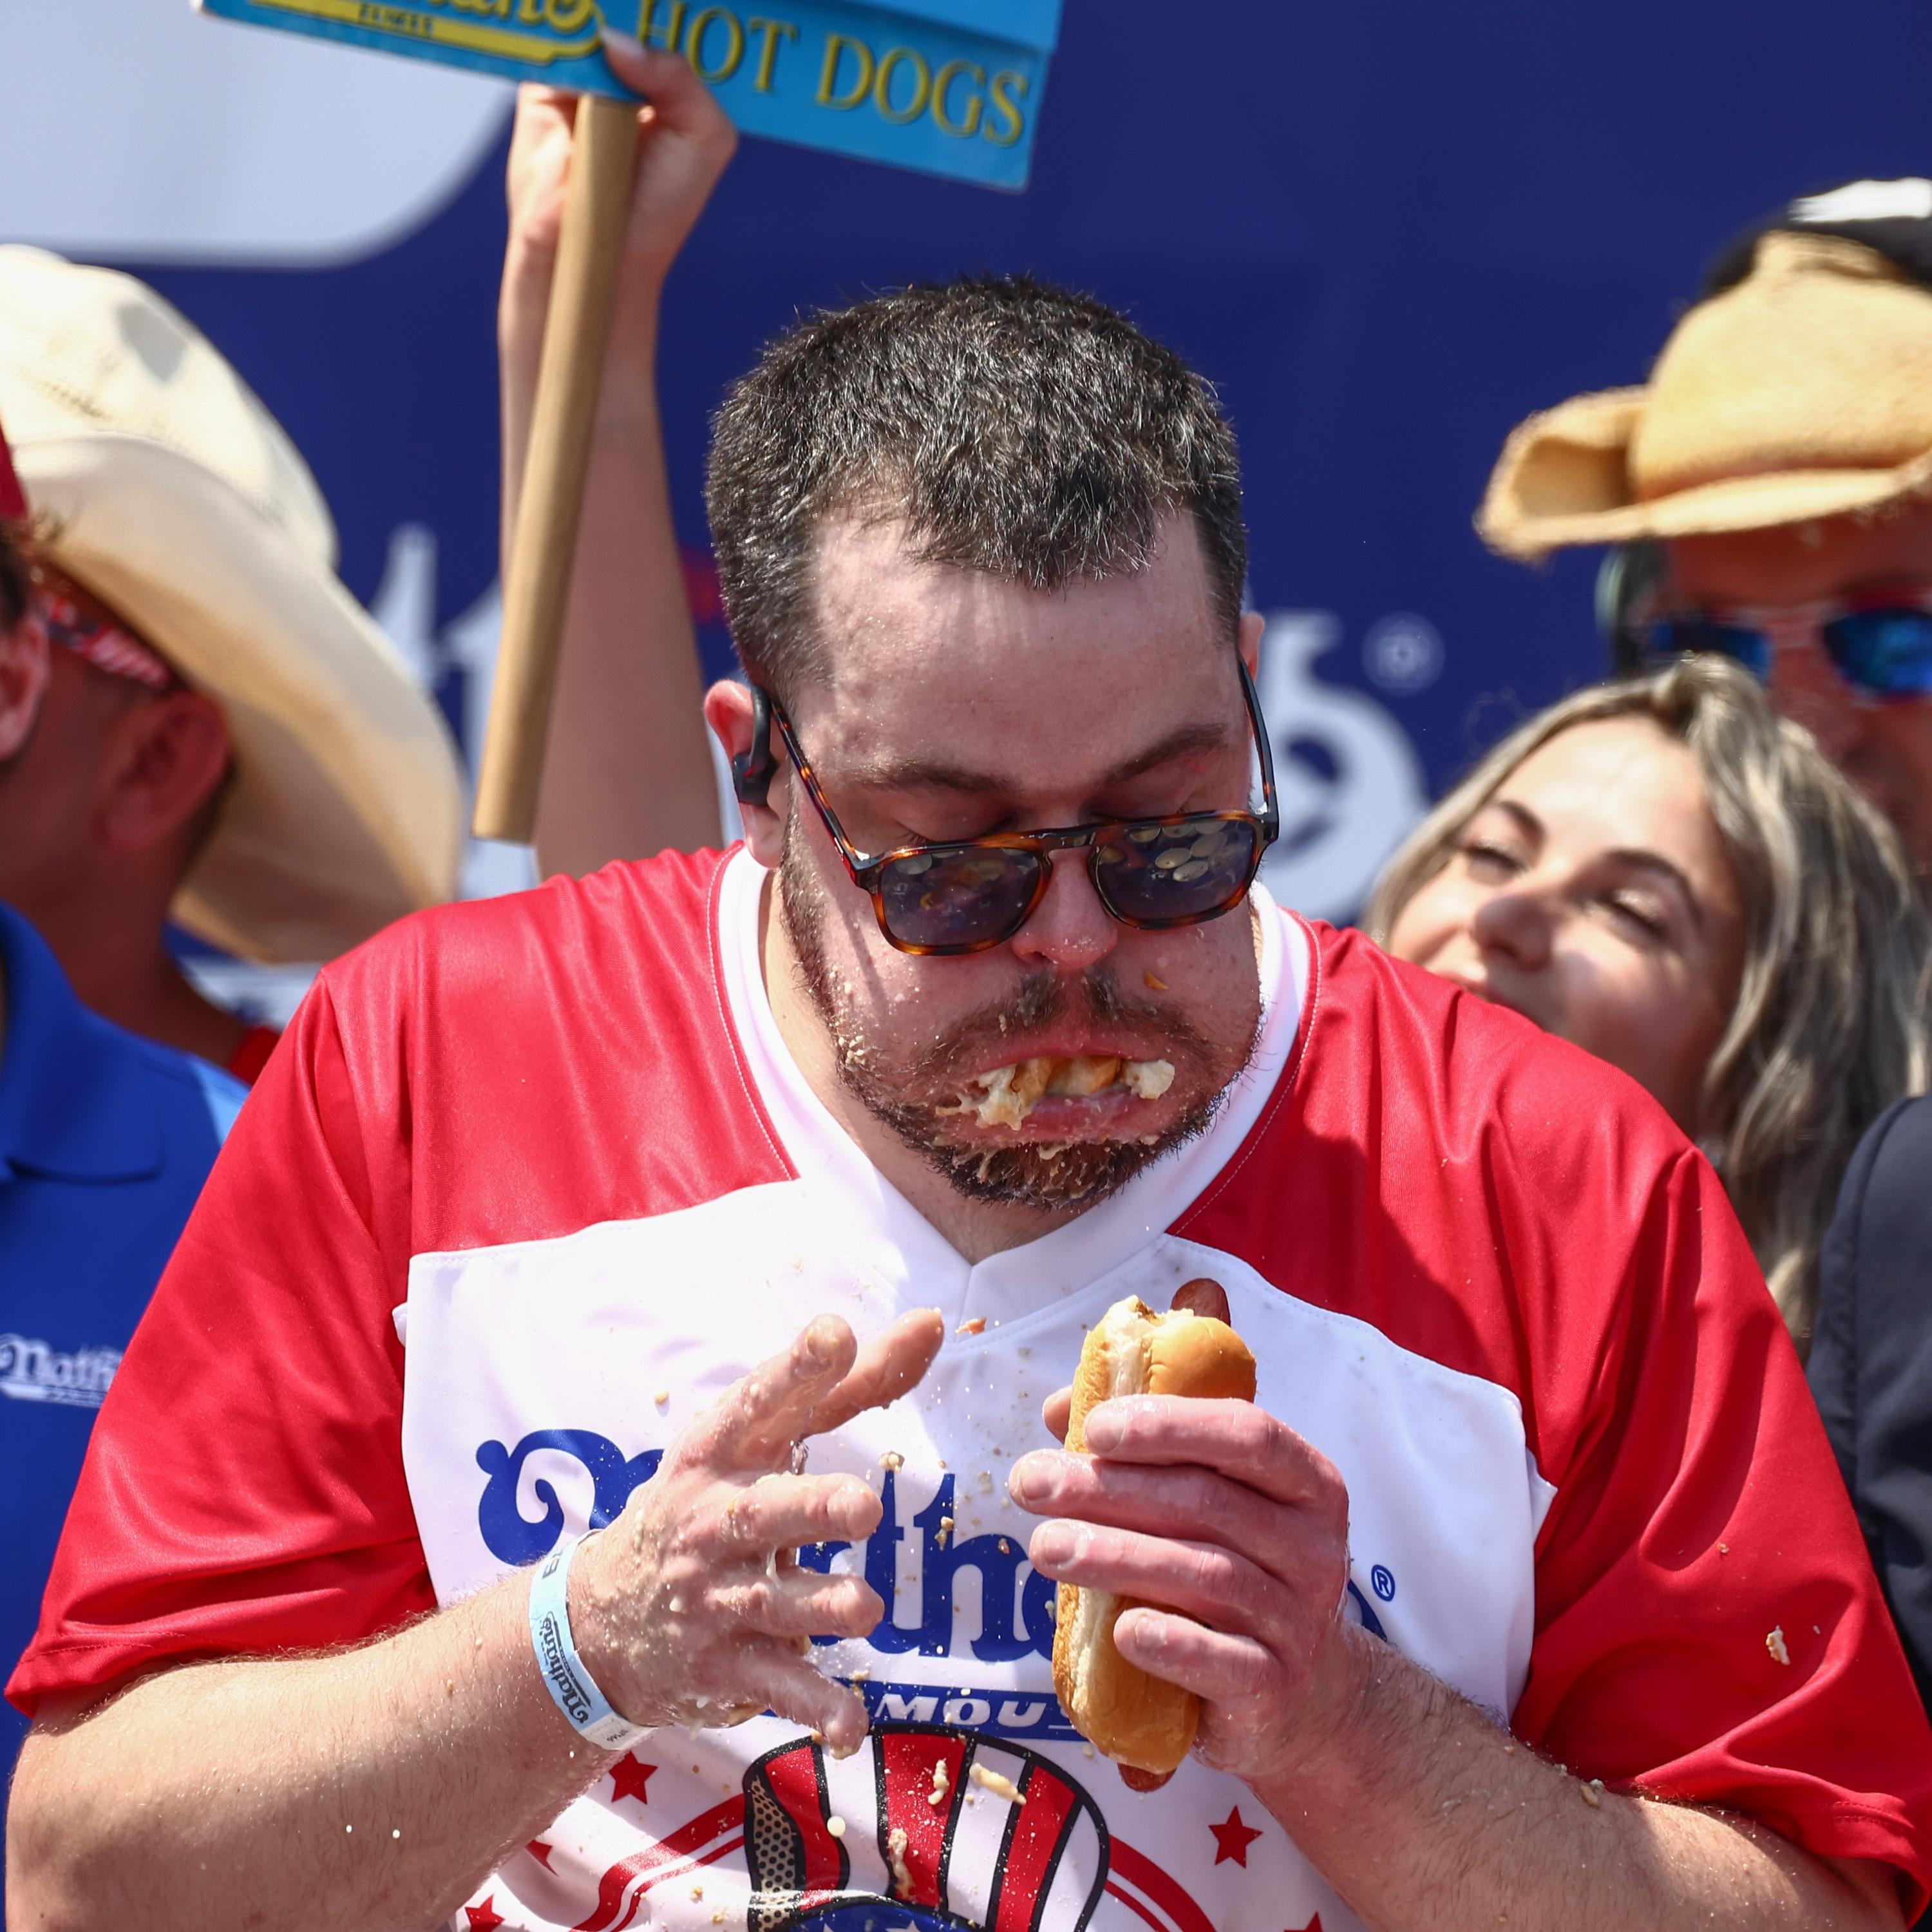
0, 1334, 121, 1408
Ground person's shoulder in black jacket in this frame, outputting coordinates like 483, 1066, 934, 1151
1811, 1092, 1932, 1713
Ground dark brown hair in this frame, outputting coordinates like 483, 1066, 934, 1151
0, 518, 32, 634
705, 274, 1246, 694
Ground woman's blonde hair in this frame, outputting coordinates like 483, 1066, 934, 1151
1365, 656, 1930, 1347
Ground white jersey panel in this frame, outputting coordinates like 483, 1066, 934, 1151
403, 1208, 1545, 1932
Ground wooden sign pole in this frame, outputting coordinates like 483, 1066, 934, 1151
472, 93, 639, 845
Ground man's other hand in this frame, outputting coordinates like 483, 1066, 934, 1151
573, 1309, 944, 1756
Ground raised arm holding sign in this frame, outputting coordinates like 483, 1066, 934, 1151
500, 38, 735, 871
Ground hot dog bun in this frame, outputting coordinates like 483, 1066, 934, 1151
1052, 1289, 1256, 1780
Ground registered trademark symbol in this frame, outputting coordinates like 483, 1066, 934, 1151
1371, 1564, 1396, 1602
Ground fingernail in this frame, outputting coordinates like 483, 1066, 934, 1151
1083, 1407, 1122, 1452
1030, 1522, 1075, 1569
601, 24, 643, 53
1009, 1454, 1053, 1504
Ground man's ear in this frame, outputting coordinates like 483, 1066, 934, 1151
95, 690, 232, 856
1238, 609, 1264, 681
704, 678, 788, 869
0, 615, 51, 760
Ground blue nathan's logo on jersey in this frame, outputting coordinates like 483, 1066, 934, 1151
475, 1434, 1056, 1662
474, 1430, 665, 1566
475, 1430, 1396, 1667
0, 1334, 120, 1408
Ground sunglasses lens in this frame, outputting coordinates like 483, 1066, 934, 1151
876, 846, 1046, 951
1826, 608, 1932, 699
1653, 618, 1775, 682
1094, 817, 1260, 925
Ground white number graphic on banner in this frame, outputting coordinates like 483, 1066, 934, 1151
1255, 611, 1428, 924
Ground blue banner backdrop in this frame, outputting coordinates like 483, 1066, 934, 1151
15, 0, 1932, 974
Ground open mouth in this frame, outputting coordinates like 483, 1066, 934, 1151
947, 1054, 1176, 1130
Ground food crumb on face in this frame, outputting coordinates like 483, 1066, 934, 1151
956, 1317, 986, 1336
1718, 1542, 1729, 1555
1766, 1625, 1791, 1666
1144, 972, 1168, 991
1579, 1779, 1604, 1808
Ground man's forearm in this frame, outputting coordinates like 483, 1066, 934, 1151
1254, 1627, 1902, 1932
533, 324, 723, 875
7, 1569, 609, 1932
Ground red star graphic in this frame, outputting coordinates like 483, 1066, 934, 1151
1210, 1805, 1264, 1867
526, 1839, 556, 1871
1287, 1918, 1323, 1932
466, 1900, 506, 1931
609, 1754, 657, 1804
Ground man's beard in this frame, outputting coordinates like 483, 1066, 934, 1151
779, 827, 1259, 1213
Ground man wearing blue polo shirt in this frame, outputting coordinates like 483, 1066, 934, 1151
0, 905, 244, 1768
0, 499, 247, 1786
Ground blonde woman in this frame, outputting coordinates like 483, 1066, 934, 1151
1368, 654, 1929, 1347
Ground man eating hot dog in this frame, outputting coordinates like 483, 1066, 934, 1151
9, 230, 1931, 1928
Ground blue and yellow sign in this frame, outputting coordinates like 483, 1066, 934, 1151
194, 0, 1061, 190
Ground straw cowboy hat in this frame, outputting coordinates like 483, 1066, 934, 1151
1479, 189, 1932, 562
0, 245, 464, 962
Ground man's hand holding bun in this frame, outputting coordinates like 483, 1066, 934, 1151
1014, 1300, 1360, 1790
573, 1309, 943, 1756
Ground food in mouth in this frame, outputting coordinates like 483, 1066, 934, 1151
955, 1055, 1176, 1129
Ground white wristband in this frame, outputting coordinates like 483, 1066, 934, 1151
527, 1535, 651, 1752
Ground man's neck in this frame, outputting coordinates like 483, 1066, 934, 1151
10, 889, 245, 1069
759, 875, 1085, 1266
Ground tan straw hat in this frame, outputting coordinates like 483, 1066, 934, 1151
1478, 229, 1932, 560
0, 245, 464, 963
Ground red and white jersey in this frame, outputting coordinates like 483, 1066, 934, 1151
15, 847, 1932, 1930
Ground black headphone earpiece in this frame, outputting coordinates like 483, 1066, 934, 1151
1595, 538, 1668, 677
730, 683, 779, 806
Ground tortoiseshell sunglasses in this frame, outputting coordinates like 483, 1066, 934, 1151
732, 659, 1280, 956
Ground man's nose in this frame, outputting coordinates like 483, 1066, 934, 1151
1468, 881, 1555, 972
1767, 642, 1867, 764
1007, 848, 1119, 974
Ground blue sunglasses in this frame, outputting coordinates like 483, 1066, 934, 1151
1645, 588, 1932, 703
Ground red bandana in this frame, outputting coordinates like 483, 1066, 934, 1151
33, 564, 180, 694
0, 413, 24, 522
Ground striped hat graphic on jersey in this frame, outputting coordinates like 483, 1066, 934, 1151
743, 1725, 1108, 1932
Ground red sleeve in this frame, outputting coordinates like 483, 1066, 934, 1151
6, 974, 433, 1710
1514, 1141, 1932, 1907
